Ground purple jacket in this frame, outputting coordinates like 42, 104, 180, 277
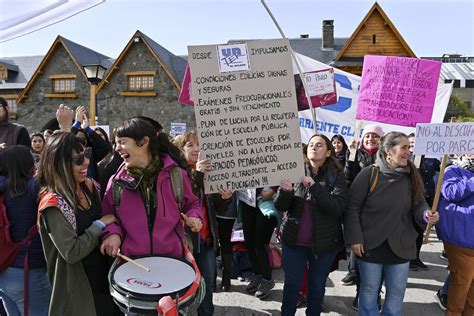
436, 164, 474, 249
102, 154, 201, 258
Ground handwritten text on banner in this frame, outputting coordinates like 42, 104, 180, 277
413, 122, 474, 155
188, 39, 304, 194
356, 55, 441, 127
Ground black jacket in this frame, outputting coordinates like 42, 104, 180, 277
188, 170, 230, 252
274, 163, 347, 256
344, 147, 377, 184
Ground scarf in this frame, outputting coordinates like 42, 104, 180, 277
457, 157, 474, 172
126, 157, 162, 203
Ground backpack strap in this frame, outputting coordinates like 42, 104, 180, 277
369, 165, 380, 194
170, 167, 183, 211
112, 182, 123, 209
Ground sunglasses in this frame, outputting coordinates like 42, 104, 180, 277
72, 147, 92, 166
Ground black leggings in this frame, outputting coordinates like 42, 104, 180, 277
217, 217, 235, 255
241, 203, 277, 280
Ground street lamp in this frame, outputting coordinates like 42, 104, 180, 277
83, 64, 106, 126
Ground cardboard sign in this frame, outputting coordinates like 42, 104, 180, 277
413, 122, 474, 155
356, 55, 441, 127
295, 68, 337, 110
188, 38, 304, 194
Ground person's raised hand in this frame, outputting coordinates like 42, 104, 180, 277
56, 104, 74, 132
218, 188, 233, 200
280, 179, 293, 192
196, 152, 212, 173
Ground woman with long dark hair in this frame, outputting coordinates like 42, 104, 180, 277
0, 145, 51, 316
37, 133, 117, 316
331, 134, 348, 167
344, 132, 439, 315
100, 118, 201, 260
275, 134, 347, 315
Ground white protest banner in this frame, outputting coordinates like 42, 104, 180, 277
188, 39, 304, 194
413, 122, 474, 156
356, 55, 442, 127
170, 122, 186, 137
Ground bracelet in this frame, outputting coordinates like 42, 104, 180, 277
93, 220, 106, 230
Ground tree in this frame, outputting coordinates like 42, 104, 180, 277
444, 94, 474, 122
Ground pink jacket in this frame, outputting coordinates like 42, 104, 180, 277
102, 154, 201, 258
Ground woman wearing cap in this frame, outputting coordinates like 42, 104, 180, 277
344, 132, 439, 315
344, 124, 384, 184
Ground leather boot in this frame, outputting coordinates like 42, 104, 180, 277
221, 253, 232, 292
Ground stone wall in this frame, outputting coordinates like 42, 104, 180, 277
97, 40, 196, 133
17, 44, 91, 133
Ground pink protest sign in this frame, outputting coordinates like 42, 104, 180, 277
178, 63, 194, 106
356, 55, 442, 127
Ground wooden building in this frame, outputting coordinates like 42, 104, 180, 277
331, 2, 416, 75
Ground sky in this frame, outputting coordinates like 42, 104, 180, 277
0, 0, 473, 59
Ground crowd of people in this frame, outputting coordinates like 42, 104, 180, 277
0, 96, 472, 316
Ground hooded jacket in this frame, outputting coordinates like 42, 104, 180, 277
102, 154, 201, 258
436, 164, 474, 249
344, 152, 429, 260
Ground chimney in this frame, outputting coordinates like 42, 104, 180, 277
300, 34, 309, 39
322, 20, 334, 50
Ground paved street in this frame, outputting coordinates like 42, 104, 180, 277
214, 230, 447, 315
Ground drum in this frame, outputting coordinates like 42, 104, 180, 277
109, 255, 204, 315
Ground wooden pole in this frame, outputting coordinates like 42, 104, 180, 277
89, 83, 97, 126
422, 154, 448, 244
348, 120, 363, 161
260, 0, 318, 133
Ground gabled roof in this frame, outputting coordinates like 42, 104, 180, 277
0, 55, 43, 90
334, 2, 416, 61
228, 38, 349, 65
60, 36, 113, 69
97, 30, 187, 92
18, 36, 111, 103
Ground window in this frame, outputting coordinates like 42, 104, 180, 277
2, 97, 18, 119
53, 78, 76, 92
372, 34, 377, 44
128, 75, 154, 90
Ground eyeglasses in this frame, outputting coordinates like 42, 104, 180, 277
72, 147, 92, 166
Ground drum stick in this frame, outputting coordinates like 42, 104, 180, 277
117, 251, 151, 272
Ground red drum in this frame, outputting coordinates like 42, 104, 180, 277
109, 252, 204, 315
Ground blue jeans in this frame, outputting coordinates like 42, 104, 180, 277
281, 244, 339, 316
441, 272, 451, 295
194, 245, 216, 316
0, 267, 51, 316
357, 260, 409, 316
